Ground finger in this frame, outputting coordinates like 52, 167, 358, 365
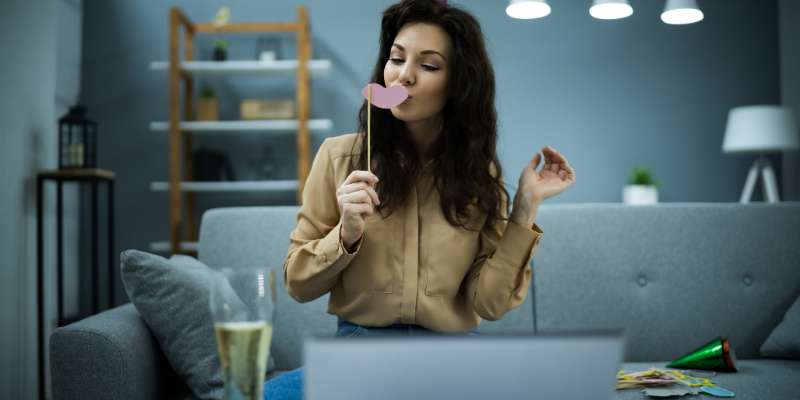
545, 146, 570, 165
339, 184, 380, 206
342, 203, 374, 217
541, 149, 558, 172
557, 156, 575, 177
548, 152, 570, 174
347, 203, 375, 216
344, 170, 379, 186
340, 190, 373, 206
365, 186, 380, 206
558, 170, 567, 180
338, 182, 372, 196
563, 161, 576, 179
529, 153, 542, 170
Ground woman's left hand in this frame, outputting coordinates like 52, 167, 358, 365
511, 146, 576, 224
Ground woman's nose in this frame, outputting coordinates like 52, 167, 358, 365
397, 64, 415, 86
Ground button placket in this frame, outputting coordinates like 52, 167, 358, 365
399, 185, 419, 324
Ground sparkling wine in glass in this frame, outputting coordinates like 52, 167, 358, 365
210, 268, 276, 400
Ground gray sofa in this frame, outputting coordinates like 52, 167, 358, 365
50, 203, 800, 399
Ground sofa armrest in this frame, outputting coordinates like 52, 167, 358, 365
49, 303, 188, 400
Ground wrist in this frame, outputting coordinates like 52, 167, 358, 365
339, 228, 361, 252
511, 196, 541, 226
510, 212, 535, 227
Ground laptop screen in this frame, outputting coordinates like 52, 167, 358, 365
304, 332, 624, 400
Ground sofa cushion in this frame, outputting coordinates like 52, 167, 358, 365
120, 249, 274, 400
533, 203, 800, 361
198, 207, 338, 370
761, 294, 800, 359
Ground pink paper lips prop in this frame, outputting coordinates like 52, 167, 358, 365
361, 83, 409, 109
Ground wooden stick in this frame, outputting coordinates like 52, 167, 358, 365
367, 85, 372, 173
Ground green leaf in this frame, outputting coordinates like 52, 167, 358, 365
628, 167, 656, 186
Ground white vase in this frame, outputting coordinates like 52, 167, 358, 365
623, 185, 659, 205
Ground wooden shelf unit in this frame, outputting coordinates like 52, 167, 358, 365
159, 6, 319, 255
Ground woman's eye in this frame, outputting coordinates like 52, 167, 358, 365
389, 58, 439, 71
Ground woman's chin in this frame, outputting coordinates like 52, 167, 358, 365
390, 107, 414, 122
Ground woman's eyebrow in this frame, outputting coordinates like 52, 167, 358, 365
392, 43, 447, 61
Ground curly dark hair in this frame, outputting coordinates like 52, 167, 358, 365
352, 0, 508, 231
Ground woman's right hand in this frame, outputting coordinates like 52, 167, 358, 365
337, 170, 380, 250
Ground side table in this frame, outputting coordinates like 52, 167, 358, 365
36, 168, 115, 400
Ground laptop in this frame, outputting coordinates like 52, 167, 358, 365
304, 332, 624, 400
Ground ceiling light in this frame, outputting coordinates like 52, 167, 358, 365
661, 0, 704, 25
590, 0, 634, 20
506, 0, 551, 20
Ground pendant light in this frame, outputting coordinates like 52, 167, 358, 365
589, 0, 634, 20
506, 0, 551, 20
661, 0, 704, 25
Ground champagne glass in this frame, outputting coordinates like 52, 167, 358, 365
209, 268, 276, 400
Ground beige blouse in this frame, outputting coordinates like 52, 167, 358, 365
283, 133, 544, 332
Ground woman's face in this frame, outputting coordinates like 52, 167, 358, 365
384, 22, 452, 124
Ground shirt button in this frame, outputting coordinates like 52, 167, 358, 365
743, 274, 753, 286
637, 275, 648, 287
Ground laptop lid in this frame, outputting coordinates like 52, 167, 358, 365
304, 332, 624, 400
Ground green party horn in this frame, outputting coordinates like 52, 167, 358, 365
667, 337, 738, 372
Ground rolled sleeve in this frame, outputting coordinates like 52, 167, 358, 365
489, 220, 543, 275
283, 139, 360, 303
467, 216, 544, 321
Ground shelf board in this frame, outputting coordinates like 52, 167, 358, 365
149, 59, 332, 75
150, 180, 298, 192
149, 241, 198, 254
149, 119, 332, 133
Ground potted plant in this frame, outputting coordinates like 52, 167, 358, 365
212, 39, 228, 61
623, 167, 659, 205
197, 86, 219, 121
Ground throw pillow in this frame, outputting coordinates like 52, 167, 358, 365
760, 294, 800, 359
120, 249, 275, 400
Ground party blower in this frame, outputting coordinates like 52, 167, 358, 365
667, 336, 738, 372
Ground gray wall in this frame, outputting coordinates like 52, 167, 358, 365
0, 1, 55, 398
780, 0, 799, 201
0, 0, 82, 398
55, 0, 85, 342
79, 0, 781, 301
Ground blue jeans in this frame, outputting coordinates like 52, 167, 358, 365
262, 318, 479, 400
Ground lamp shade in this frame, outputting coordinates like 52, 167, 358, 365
661, 0, 704, 25
590, 0, 633, 20
722, 105, 800, 154
506, 0, 551, 19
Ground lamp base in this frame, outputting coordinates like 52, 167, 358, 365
740, 155, 780, 203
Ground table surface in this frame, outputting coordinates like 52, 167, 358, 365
38, 168, 115, 180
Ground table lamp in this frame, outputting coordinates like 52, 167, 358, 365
722, 105, 799, 203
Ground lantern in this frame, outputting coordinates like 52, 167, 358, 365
58, 105, 97, 169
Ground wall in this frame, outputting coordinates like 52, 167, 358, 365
0, 0, 81, 398
780, 0, 799, 201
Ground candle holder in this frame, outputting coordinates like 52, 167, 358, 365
58, 105, 97, 169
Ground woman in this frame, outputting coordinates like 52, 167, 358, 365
266, 0, 575, 398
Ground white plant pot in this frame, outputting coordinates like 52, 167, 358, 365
623, 185, 659, 205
